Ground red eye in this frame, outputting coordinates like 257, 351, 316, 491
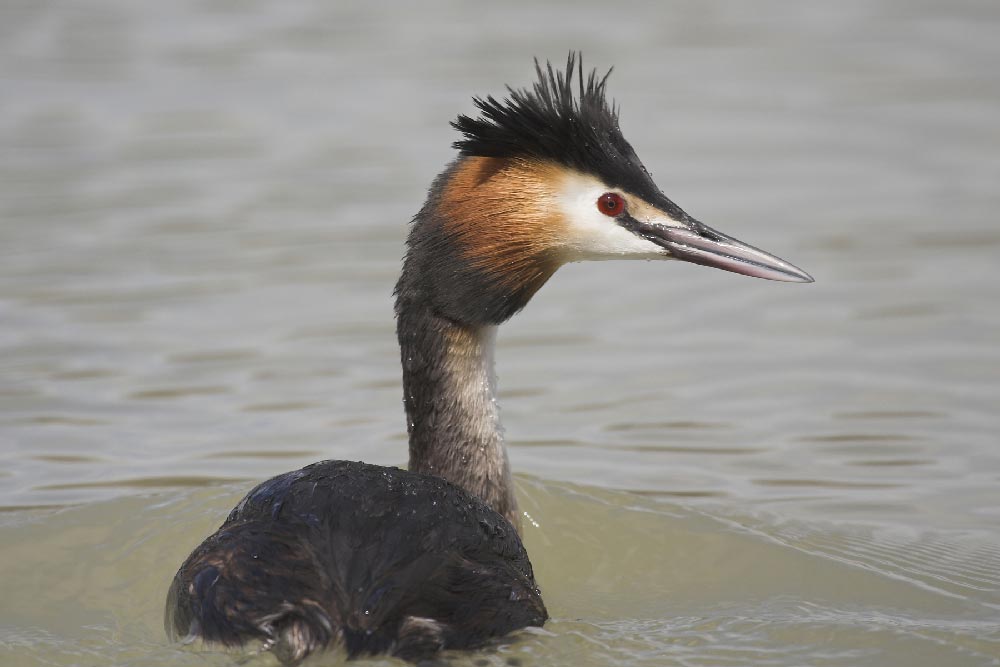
597, 192, 624, 217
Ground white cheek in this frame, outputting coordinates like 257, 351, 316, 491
556, 175, 665, 261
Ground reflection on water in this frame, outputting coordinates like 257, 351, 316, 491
2, 0, 999, 665
4, 479, 999, 666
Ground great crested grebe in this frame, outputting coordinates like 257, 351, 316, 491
165, 54, 812, 664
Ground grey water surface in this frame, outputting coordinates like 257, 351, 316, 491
1, 1, 999, 666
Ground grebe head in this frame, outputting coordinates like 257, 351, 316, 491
403, 53, 812, 327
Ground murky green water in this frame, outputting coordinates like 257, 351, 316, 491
1, 1, 999, 665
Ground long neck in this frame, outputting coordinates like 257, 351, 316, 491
395, 300, 518, 527
391, 157, 562, 529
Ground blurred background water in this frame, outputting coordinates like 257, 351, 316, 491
1, 1, 998, 665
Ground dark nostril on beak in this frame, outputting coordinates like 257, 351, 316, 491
690, 220, 724, 242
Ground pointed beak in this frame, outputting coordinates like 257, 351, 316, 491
642, 218, 814, 283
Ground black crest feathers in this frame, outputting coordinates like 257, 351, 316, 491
451, 53, 663, 202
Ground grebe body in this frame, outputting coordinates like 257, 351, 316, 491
166, 54, 812, 664
166, 461, 543, 662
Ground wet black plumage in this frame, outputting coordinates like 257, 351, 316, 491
166, 461, 545, 663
